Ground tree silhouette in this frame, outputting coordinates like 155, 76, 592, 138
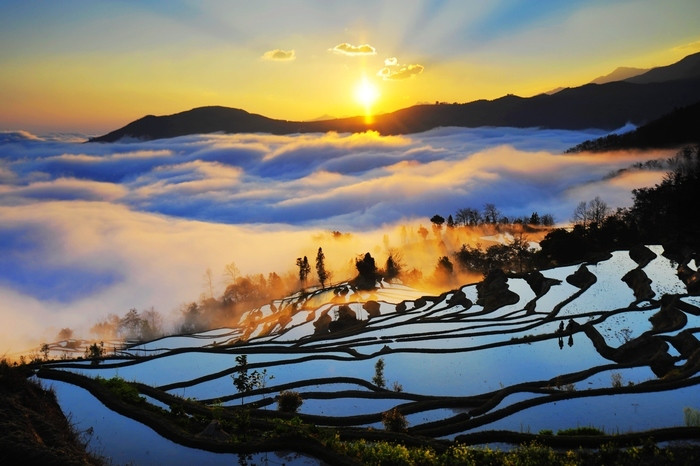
315, 247, 328, 288
355, 252, 379, 289
296, 256, 311, 287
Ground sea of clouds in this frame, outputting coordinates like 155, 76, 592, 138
0, 126, 671, 353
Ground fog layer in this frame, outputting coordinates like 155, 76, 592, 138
0, 127, 669, 353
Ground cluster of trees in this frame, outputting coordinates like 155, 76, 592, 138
91, 307, 164, 342
541, 145, 700, 264
454, 235, 535, 275
429, 204, 555, 229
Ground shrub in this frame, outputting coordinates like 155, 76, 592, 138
381, 407, 408, 432
684, 407, 700, 427
373, 358, 386, 388
611, 372, 623, 388
98, 376, 144, 405
557, 426, 604, 436
277, 390, 303, 413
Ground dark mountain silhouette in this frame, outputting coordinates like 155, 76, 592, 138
565, 100, 700, 153
625, 51, 700, 84
90, 53, 700, 143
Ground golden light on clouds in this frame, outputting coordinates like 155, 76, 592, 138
262, 49, 296, 61
377, 57, 425, 80
330, 42, 377, 56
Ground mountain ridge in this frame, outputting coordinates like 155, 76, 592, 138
90, 52, 700, 143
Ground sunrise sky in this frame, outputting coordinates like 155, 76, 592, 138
1, 0, 699, 134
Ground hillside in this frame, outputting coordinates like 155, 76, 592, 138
566, 100, 700, 152
89, 53, 700, 142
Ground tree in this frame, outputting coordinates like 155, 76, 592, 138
588, 196, 610, 226
56, 328, 73, 341
315, 247, 329, 288
572, 197, 610, 229
231, 354, 267, 405
430, 214, 445, 227
455, 207, 481, 226
384, 250, 403, 281
528, 212, 541, 225
435, 256, 455, 283
417, 225, 429, 240
483, 203, 500, 224
223, 262, 240, 284
203, 268, 214, 299
542, 213, 555, 226
373, 358, 386, 388
296, 256, 311, 287
572, 201, 590, 228
446, 214, 455, 228
355, 252, 379, 289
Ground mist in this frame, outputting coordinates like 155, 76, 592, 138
0, 126, 672, 354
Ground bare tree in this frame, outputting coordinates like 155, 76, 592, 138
572, 197, 609, 228
204, 268, 214, 299
572, 201, 589, 228
588, 196, 610, 226
455, 207, 481, 226
483, 203, 500, 224
223, 262, 240, 285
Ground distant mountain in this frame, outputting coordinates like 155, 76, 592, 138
590, 66, 648, 84
566, 100, 700, 152
90, 53, 700, 142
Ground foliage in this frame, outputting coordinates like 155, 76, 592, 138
556, 426, 605, 436
684, 406, 700, 427
231, 355, 268, 405
277, 390, 303, 413
381, 407, 408, 432
84, 342, 104, 365
373, 358, 386, 388
97, 376, 144, 405
611, 372, 623, 388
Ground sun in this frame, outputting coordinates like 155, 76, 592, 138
354, 76, 380, 109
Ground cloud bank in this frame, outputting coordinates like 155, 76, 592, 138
0, 127, 670, 353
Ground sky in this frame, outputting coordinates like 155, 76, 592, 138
1, 0, 699, 133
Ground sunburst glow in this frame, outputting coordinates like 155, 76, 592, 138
354, 77, 380, 109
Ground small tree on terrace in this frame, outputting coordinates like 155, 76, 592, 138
315, 247, 329, 288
